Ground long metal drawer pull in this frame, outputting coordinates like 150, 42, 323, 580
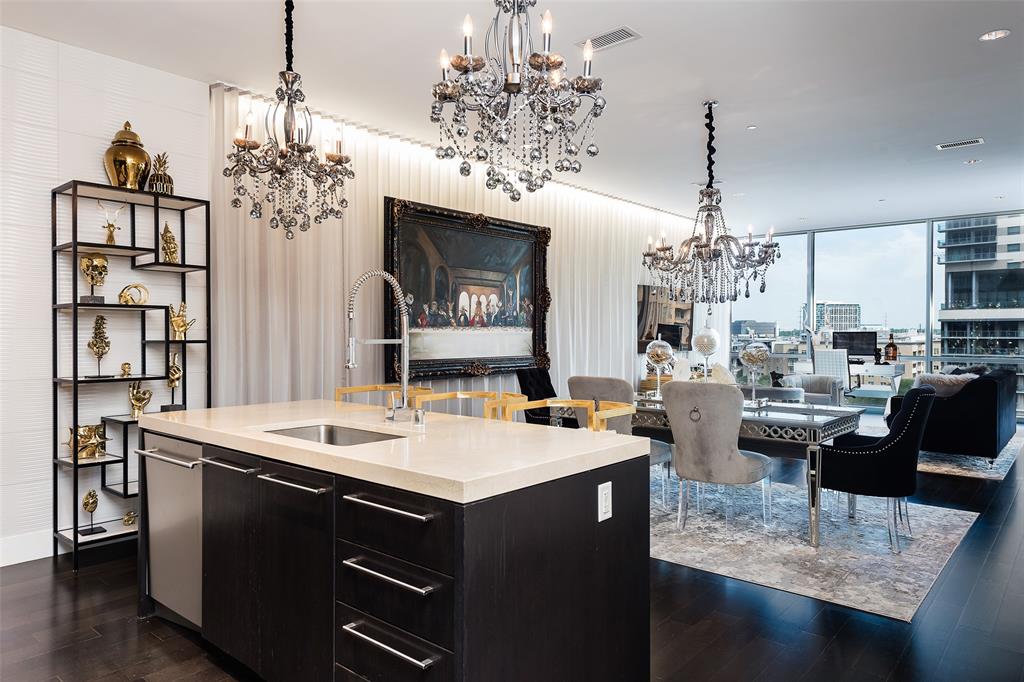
198, 457, 259, 475
257, 473, 330, 495
342, 494, 434, 522
135, 448, 199, 469
342, 557, 435, 595
342, 621, 438, 670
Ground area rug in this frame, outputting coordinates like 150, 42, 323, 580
648, 475, 978, 622
859, 425, 1021, 481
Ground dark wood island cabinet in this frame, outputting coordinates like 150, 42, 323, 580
137, 400, 650, 682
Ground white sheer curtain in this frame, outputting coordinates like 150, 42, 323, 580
210, 85, 727, 411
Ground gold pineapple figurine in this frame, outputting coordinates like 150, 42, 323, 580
161, 222, 179, 264
148, 152, 174, 195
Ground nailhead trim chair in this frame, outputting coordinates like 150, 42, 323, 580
819, 385, 936, 553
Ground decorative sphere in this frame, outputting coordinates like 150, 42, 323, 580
444, 146, 456, 159
459, 161, 472, 176
646, 338, 674, 370
456, 124, 469, 137
739, 342, 771, 374
486, 178, 499, 190
595, 96, 607, 108
510, 189, 522, 202
693, 326, 721, 359
586, 143, 599, 157
435, 147, 446, 159
496, 131, 510, 144
475, 147, 489, 161
473, 131, 485, 143
529, 147, 542, 162
570, 161, 582, 173
541, 169, 553, 181
541, 122, 555, 135
566, 143, 580, 156
502, 181, 514, 193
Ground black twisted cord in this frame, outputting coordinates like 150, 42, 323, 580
284, 0, 295, 72
704, 102, 716, 189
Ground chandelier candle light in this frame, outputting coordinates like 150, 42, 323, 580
222, 0, 355, 239
431, 1, 606, 201
643, 101, 780, 306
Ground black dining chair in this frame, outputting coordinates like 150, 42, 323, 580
819, 385, 936, 553
514, 367, 579, 428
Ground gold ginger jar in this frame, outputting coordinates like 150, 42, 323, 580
103, 121, 151, 190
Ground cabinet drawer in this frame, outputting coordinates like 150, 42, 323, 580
335, 602, 453, 682
335, 664, 371, 682
336, 478, 457, 576
337, 540, 454, 651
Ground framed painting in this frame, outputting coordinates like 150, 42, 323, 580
637, 284, 693, 353
383, 197, 550, 381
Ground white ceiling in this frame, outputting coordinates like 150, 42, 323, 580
3, 0, 1022, 231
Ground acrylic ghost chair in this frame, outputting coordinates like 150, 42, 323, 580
661, 381, 773, 529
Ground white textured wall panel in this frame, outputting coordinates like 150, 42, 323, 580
0, 26, 210, 565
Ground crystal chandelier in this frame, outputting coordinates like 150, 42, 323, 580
643, 101, 780, 304
430, 1, 606, 201
222, 0, 354, 239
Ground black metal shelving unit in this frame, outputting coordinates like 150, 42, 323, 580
51, 180, 212, 569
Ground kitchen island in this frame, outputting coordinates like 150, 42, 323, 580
137, 399, 651, 682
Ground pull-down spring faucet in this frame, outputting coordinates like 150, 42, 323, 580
345, 269, 411, 420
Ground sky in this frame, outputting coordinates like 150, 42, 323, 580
732, 224, 930, 331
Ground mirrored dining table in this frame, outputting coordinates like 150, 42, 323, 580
632, 394, 866, 547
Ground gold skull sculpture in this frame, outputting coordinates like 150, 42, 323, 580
79, 253, 109, 288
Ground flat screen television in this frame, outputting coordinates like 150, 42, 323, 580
833, 331, 877, 357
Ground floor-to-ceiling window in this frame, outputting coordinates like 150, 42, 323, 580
731, 211, 1024, 418
729, 233, 808, 383
932, 212, 1023, 416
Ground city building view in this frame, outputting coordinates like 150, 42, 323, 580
730, 213, 1023, 415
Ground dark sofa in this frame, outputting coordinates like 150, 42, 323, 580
888, 369, 1017, 460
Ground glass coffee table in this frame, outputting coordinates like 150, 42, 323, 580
633, 395, 865, 547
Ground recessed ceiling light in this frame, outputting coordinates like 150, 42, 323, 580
798, 217, 808, 221
733, 192, 746, 197
994, 195, 1005, 200
964, 159, 981, 165
979, 29, 1011, 42
745, 125, 758, 130
878, 199, 886, 202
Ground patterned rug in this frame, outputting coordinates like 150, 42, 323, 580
859, 426, 1022, 481
648, 473, 978, 622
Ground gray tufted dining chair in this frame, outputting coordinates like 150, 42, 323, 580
568, 376, 673, 506
661, 381, 773, 528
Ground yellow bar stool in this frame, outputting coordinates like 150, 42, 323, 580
412, 390, 526, 420
504, 398, 635, 431
483, 392, 528, 420
334, 384, 433, 409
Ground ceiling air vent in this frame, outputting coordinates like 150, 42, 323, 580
935, 137, 984, 151
577, 26, 641, 52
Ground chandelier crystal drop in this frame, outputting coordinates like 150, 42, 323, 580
643, 101, 780, 305
430, 0, 606, 201
222, 0, 354, 239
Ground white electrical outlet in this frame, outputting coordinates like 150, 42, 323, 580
597, 481, 613, 522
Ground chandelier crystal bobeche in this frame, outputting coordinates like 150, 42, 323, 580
643, 101, 780, 304
222, 0, 354, 239
431, 0, 606, 201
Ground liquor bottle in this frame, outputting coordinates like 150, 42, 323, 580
884, 333, 899, 362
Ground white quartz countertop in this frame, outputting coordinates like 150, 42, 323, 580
139, 400, 650, 503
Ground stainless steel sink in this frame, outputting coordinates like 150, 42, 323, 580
267, 424, 404, 446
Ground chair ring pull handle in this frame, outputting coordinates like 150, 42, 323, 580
689, 406, 701, 422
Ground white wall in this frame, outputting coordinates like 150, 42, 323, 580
211, 87, 729, 411
0, 27, 210, 565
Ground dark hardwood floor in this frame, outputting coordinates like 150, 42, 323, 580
2, 451, 1021, 682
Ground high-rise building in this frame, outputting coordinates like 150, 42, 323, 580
800, 301, 862, 332
936, 213, 1023, 413
731, 320, 778, 338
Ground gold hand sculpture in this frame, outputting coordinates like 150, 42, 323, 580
128, 381, 152, 419
169, 303, 196, 340
168, 352, 182, 389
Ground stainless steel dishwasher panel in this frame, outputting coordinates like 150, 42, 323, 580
140, 432, 203, 627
